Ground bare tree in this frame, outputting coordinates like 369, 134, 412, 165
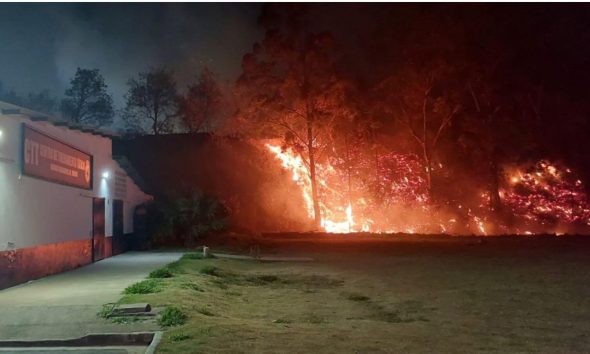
376, 64, 461, 195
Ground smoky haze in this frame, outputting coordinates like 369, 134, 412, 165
0, 3, 261, 112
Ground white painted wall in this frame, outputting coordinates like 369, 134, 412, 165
0, 108, 151, 251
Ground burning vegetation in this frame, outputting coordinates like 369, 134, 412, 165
109, 4, 590, 237
265, 145, 590, 235
216, 4, 590, 236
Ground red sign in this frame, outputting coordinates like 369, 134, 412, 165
22, 125, 93, 190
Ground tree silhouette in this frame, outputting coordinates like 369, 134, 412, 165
123, 67, 179, 136
178, 68, 222, 133
233, 5, 353, 228
60, 68, 114, 127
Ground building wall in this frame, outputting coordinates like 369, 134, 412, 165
0, 110, 151, 289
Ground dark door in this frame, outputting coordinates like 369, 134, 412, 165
113, 200, 124, 237
92, 198, 106, 262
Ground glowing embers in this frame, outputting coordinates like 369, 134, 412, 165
266, 142, 590, 235
502, 160, 590, 227
265, 143, 430, 233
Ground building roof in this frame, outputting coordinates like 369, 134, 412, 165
0, 100, 119, 138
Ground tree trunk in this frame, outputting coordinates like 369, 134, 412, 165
422, 95, 433, 196
307, 120, 322, 229
423, 146, 433, 195
489, 156, 502, 213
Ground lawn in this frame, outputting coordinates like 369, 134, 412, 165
117, 235, 590, 353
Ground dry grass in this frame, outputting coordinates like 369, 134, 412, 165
119, 236, 590, 353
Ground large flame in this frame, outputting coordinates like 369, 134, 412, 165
266, 143, 590, 235
267, 144, 372, 233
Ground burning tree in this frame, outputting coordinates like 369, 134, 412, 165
374, 61, 462, 197
234, 5, 353, 229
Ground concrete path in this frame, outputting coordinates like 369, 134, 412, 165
0, 252, 182, 341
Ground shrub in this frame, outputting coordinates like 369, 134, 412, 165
181, 252, 216, 260
148, 267, 174, 279
165, 261, 184, 274
158, 306, 187, 327
123, 279, 161, 294
97, 303, 116, 319
157, 192, 229, 243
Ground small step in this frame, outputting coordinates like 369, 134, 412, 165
111, 304, 151, 316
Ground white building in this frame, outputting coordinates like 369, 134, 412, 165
0, 101, 151, 289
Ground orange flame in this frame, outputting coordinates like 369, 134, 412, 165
266, 144, 590, 235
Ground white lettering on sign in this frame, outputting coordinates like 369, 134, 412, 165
25, 138, 89, 174
22, 125, 93, 189
50, 163, 79, 178
24, 138, 40, 166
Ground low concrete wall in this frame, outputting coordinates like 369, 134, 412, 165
0, 238, 92, 290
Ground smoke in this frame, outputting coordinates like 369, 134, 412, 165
0, 3, 261, 111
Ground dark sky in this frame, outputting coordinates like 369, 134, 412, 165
2, 3, 590, 113
0, 3, 261, 107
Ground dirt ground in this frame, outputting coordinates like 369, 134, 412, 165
123, 234, 590, 353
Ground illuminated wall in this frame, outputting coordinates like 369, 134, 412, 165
0, 104, 151, 253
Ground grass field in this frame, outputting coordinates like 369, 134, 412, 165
116, 235, 590, 353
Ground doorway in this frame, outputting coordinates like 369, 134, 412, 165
92, 198, 106, 262
113, 199, 124, 237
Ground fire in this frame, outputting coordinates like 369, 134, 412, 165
267, 143, 439, 233
502, 160, 590, 230
266, 144, 315, 219
266, 143, 590, 235
267, 143, 370, 233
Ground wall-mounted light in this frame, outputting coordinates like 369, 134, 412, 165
0, 129, 3, 138
102, 171, 110, 179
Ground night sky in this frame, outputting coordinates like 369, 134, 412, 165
1, 3, 590, 113
0, 3, 261, 107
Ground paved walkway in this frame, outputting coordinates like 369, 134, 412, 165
0, 252, 182, 341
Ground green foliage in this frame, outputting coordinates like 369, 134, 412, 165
180, 282, 204, 292
158, 306, 187, 327
148, 267, 174, 279
157, 192, 229, 242
181, 252, 216, 260
166, 261, 185, 273
123, 279, 161, 294
199, 266, 221, 276
169, 332, 191, 342
97, 303, 116, 319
